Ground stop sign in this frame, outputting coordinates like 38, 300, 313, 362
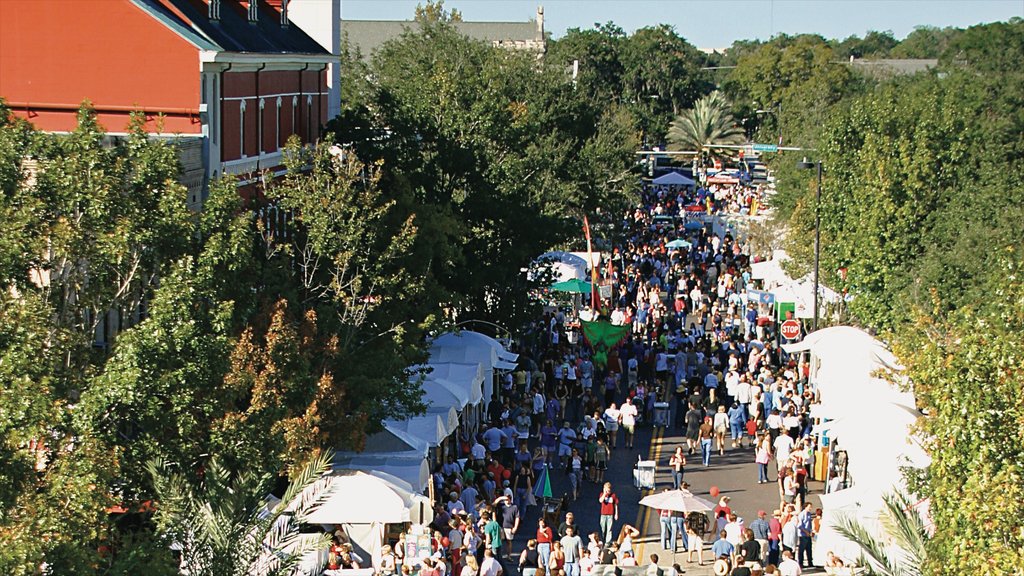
780, 319, 801, 340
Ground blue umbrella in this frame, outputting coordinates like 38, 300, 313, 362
534, 464, 553, 499
666, 239, 692, 250
684, 221, 703, 231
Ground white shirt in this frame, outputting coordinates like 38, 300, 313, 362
471, 443, 486, 460
481, 556, 503, 576
774, 434, 794, 461
620, 402, 638, 426
779, 558, 802, 576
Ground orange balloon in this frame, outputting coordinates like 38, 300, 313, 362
710, 486, 720, 497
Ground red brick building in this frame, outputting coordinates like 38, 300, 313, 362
0, 0, 339, 207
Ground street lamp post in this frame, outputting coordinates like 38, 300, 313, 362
796, 158, 822, 331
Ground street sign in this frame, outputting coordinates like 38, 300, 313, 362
751, 143, 779, 152
747, 289, 775, 305
780, 319, 801, 340
777, 301, 795, 322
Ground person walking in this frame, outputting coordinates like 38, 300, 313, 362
797, 503, 815, 568
699, 416, 715, 466
755, 433, 772, 484
536, 518, 554, 575
561, 525, 583, 576
603, 403, 621, 449
713, 405, 729, 455
672, 511, 688, 553
621, 397, 639, 449
598, 482, 619, 544
659, 507, 674, 550
669, 446, 686, 489
518, 540, 540, 576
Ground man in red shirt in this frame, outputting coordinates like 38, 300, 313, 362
598, 482, 619, 543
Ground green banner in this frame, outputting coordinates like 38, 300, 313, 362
581, 320, 631, 369
777, 301, 795, 322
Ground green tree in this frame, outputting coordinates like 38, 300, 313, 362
334, 20, 636, 327
414, 0, 461, 23
890, 26, 961, 59
547, 23, 628, 110
834, 30, 898, 60
619, 25, 712, 140
148, 450, 335, 576
835, 491, 930, 576
892, 250, 1024, 576
666, 91, 745, 160
0, 105, 196, 574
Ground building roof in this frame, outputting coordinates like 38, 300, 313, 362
343, 19, 541, 59
849, 58, 938, 77
132, 0, 329, 55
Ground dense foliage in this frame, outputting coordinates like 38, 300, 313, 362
757, 18, 1024, 574
1, 8, 1022, 572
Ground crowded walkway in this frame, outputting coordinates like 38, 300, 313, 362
418, 171, 826, 576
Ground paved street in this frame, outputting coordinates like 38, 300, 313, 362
507, 416, 824, 575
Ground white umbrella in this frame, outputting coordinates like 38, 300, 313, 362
638, 489, 715, 513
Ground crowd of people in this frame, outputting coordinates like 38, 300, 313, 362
372, 171, 833, 576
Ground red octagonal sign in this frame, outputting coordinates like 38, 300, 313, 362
780, 319, 801, 340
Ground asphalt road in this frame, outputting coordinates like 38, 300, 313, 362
506, 417, 823, 575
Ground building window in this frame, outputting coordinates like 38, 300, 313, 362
306, 95, 313, 144
276, 97, 282, 151
258, 98, 265, 155
239, 100, 247, 158
292, 95, 298, 139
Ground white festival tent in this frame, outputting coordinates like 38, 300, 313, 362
421, 375, 471, 410
303, 471, 434, 572
652, 171, 696, 186
425, 362, 485, 407
429, 334, 517, 405
433, 331, 519, 365
533, 251, 589, 282
384, 405, 459, 448
332, 453, 431, 494
419, 378, 466, 411
783, 326, 930, 566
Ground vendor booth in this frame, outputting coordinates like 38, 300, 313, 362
782, 326, 930, 567
429, 336, 517, 406
305, 471, 433, 573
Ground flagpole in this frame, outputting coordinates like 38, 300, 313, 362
583, 216, 598, 309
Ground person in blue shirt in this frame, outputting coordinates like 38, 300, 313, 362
711, 529, 735, 562
797, 502, 815, 568
728, 402, 746, 449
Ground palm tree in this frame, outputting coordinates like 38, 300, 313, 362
834, 490, 930, 576
148, 451, 336, 576
666, 91, 746, 162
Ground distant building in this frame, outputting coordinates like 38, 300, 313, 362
343, 6, 546, 60
0, 0, 341, 207
848, 58, 939, 78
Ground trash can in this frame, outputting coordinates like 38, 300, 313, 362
634, 459, 656, 489
652, 402, 670, 428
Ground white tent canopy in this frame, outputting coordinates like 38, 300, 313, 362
424, 362, 484, 407
421, 375, 471, 410
333, 454, 431, 493
652, 171, 696, 186
750, 250, 791, 285
429, 340, 515, 404
533, 251, 588, 283
433, 331, 519, 364
419, 378, 465, 411
305, 471, 415, 525
384, 414, 445, 448
795, 326, 931, 567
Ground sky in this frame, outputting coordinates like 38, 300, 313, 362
341, 0, 1024, 49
